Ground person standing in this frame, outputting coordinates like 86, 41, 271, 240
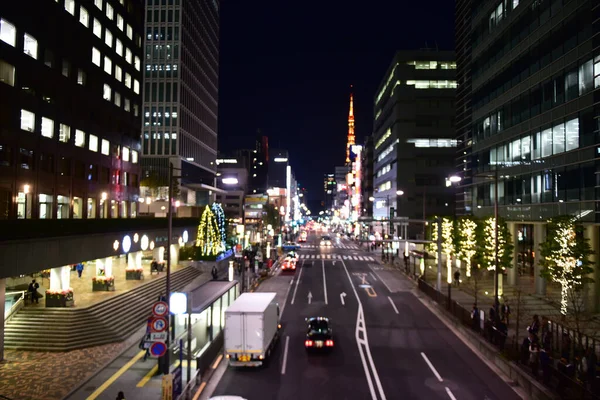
116, 391, 126, 399
76, 263, 84, 278
501, 299, 511, 326
28, 279, 39, 304
454, 270, 461, 287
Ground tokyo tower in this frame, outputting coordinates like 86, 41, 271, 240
345, 87, 356, 164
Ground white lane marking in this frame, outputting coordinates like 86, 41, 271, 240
340, 292, 346, 305
387, 296, 399, 314
367, 257, 375, 261
358, 256, 365, 261
341, 259, 387, 400
281, 336, 290, 375
369, 272, 378, 281
421, 352, 443, 382
368, 264, 394, 294
307, 291, 312, 304
445, 387, 457, 400
322, 259, 328, 305
290, 266, 303, 305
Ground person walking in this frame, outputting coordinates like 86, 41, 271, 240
116, 391, 126, 400
471, 304, 480, 332
453, 269, 461, 287
28, 279, 39, 304
76, 263, 84, 278
211, 265, 218, 280
501, 299, 511, 326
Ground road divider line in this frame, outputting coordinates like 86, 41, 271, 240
387, 296, 399, 314
192, 382, 206, 400
136, 363, 159, 387
212, 354, 223, 369
290, 266, 303, 305
86, 350, 145, 399
322, 259, 328, 304
421, 352, 443, 382
368, 264, 395, 294
281, 336, 290, 375
445, 387, 457, 400
369, 272, 378, 281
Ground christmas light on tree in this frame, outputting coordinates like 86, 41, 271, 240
196, 205, 223, 256
211, 202, 227, 248
428, 218, 439, 263
441, 217, 454, 283
456, 217, 477, 277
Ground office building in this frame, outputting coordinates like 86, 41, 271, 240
268, 148, 289, 189
455, 0, 600, 301
360, 135, 374, 219
248, 134, 269, 195
323, 173, 336, 211
372, 50, 457, 236
215, 154, 248, 220
140, 0, 220, 206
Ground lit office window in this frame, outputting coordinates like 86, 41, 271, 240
134, 56, 140, 71
93, 19, 102, 38
59, 124, 70, 143
133, 79, 140, 94
94, 0, 102, 10
65, 0, 75, 15
117, 14, 123, 30
41, 117, 54, 138
101, 139, 110, 155
23, 34, 38, 59
122, 147, 130, 162
115, 65, 122, 81
92, 47, 101, 66
116, 39, 123, 56
79, 6, 89, 27
75, 129, 85, 147
513, 0, 519, 8
20, 110, 35, 132
103, 84, 111, 101
89, 134, 98, 152
0, 18, 16, 47
565, 119, 579, 151
125, 48, 132, 64
124, 73, 131, 88
124, 98, 130, 111
126, 24, 133, 40
77, 69, 86, 85
106, 3, 114, 20
114, 92, 121, 107
105, 29, 113, 48
132, 150, 138, 163
104, 56, 112, 75
0, 60, 15, 86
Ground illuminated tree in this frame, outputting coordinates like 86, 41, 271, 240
196, 205, 223, 256
540, 216, 594, 316
454, 217, 478, 277
211, 202, 227, 247
441, 217, 454, 284
479, 216, 513, 273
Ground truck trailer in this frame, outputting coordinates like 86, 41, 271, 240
224, 292, 281, 367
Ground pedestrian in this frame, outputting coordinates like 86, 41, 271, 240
76, 263, 84, 278
501, 299, 511, 326
28, 279, 39, 304
528, 314, 540, 336
529, 341, 540, 377
211, 265, 218, 280
471, 303, 480, 332
116, 391, 126, 400
139, 333, 151, 361
453, 269, 461, 287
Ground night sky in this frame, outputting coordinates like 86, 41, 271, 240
218, 1, 455, 208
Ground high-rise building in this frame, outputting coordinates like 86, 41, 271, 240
372, 50, 457, 236
0, 0, 144, 220
140, 0, 220, 206
323, 173, 336, 210
248, 134, 269, 195
456, 0, 599, 300
268, 148, 289, 189
360, 136, 374, 219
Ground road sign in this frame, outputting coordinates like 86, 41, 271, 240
150, 317, 168, 333
153, 301, 169, 317
150, 332, 168, 341
150, 341, 167, 357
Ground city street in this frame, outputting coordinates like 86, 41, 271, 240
207, 232, 522, 400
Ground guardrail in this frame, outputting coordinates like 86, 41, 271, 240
4, 291, 27, 321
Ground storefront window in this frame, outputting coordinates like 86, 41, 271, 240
87, 197, 97, 219
130, 201, 137, 218
100, 197, 109, 218
211, 297, 221, 339
120, 200, 128, 218
57, 195, 70, 219
39, 193, 53, 219
73, 197, 83, 219
110, 200, 118, 218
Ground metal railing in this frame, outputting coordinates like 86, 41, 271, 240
4, 291, 27, 321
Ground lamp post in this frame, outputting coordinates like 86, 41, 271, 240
445, 175, 462, 309
23, 184, 30, 219
145, 196, 152, 215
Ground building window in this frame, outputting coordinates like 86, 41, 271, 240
20, 110, 35, 132
134, 79, 140, 94
132, 150, 138, 163
19, 148, 33, 170
59, 124, 70, 143
134, 104, 139, 116
104, 56, 112, 75
94, 0, 102, 10
73, 196, 83, 219
57, 195, 69, 219
122, 146, 130, 161
117, 14, 123, 30
39, 194, 54, 219
23, 33, 38, 59
134, 56, 140, 71
75, 129, 85, 147
79, 6, 89, 27
124, 72, 131, 88
93, 18, 102, 38
106, 3, 114, 20
0, 18, 16, 47
115, 65, 122, 81
89, 134, 98, 152
92, 47, 101, 66
77, 69, 86, 85
114, 92, 121, 107
105, 29, 113, 48
41, 117, 54, 139
579, 60, 593, 96
116, 39, 123, 56
126, 24, 132, 40
0, 60, 15, 86
124, 98, 130, 111
65, 0, 75, 15
101, 139, 109, 155
565, 119, 579, 152
103, 84, 111, 101
62, 59, 70, 77
125, 48, 132, 64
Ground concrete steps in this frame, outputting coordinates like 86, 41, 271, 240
4, 266, 204, 351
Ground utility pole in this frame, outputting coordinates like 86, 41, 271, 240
436, 217, 442, 292
164, 162, 174, 375
493, 167, 500, 317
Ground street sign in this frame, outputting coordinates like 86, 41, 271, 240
150, 332, 168, 341
152, 301, 169, 317
150, 317, 168, 333
150, 341, 167, 357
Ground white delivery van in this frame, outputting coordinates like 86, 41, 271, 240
224, 292, 281, 367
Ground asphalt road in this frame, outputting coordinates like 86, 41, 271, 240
207, 231, 521, 400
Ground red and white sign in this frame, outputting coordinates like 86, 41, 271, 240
150, 317, 168, 333
152, 301, 169, 317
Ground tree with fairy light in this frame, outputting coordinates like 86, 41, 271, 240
211, 202, 227, 248
196, 205, 223, 256
454, 217, 478, 278
427, 216, 454, 283
540, 216, 594, 323
478, 216, 513, 272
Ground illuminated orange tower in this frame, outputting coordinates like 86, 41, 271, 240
346, 87, 356, 164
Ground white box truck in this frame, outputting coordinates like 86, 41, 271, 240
224, 292, 281, 367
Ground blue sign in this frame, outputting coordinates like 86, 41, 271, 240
216, 249, 234, 262
172, 364, 183, 398
149, 341, 167, 357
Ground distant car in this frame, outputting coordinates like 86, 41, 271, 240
304, 317, 334, 351
281, 257, 297, 272
320, 236, 332, 246
282, 242, 301, 252
286, 251, 298, 261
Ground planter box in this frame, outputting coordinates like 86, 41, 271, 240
92, 281, 115, 291
46, 294, 74, 308
126, 270, 144, 280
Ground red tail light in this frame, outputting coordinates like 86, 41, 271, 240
325, 340, 334, 347
305, 340, 313, 347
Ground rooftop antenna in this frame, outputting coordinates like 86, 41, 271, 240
435, 41, 439, 51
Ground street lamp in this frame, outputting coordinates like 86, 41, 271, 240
145, 196, 152, 214
445, 175, 462, 308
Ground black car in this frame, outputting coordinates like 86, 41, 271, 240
304, 317, 334, 351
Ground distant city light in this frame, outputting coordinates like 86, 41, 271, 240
274, 157, 288, 162
222, 177, 239, 185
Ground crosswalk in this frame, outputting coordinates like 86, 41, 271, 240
297, 254, 376, 261
300, 244, 360, 250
